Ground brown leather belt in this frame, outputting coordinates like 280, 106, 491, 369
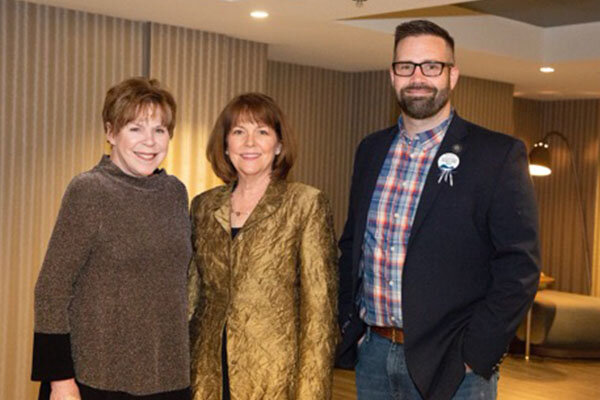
371, 326, 405, 343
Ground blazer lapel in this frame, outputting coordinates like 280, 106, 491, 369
211, 180, 287, 235
407, 115, 469, 249
353, 126, 399, 269
212, 184, 234, 234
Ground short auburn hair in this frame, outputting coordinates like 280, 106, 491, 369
394, 20, 455, 60
102, 77, 177, 137
206, 93, 296, 184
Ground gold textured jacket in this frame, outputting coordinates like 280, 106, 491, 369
188, 180, 338, 400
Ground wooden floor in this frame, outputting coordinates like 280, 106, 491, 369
332, 355, 600, 399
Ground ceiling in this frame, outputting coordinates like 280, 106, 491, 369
457, 0, 600, 28
24, 0, 600, 100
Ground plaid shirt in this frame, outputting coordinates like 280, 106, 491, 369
359, 112, 453, 327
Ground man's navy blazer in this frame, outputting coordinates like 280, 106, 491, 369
336, 114, 541, 400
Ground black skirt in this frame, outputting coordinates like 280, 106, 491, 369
38, 381, 190, 400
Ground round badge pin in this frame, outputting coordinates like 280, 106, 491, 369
438, 152, 460, 171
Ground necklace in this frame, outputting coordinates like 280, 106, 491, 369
231, 209, 250, 217
231, 182, 266, 218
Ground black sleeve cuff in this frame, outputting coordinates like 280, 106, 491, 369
31, 332, 75, 381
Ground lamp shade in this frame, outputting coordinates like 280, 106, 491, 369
529, 142, 551, 176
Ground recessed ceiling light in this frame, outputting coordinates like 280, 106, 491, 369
250, 10, 269, 19
540, 67, 555, 73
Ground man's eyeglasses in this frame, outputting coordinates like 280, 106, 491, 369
391, 61, 454, 77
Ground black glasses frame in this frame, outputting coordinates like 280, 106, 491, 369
391, 61, 454, 77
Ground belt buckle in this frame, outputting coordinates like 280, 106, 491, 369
392, 328, 396, 342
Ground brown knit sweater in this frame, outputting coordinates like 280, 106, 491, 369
33, 155, 192, 395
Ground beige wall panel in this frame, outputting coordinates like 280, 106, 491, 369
451, 76, 515, 135
149, 23, 268, 199
595, 105, 600, 297
515, 99, 600, 295
349, 70, 398, 145
266, 61, 355, 234
537, 100, 599, 295
0, 1, 144, 398
514, 98, 544, 150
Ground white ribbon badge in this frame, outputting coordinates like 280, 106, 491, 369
437, 152, 460, 187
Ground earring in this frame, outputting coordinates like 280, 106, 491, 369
275, 146, 281, 155
225, 149, 229, 155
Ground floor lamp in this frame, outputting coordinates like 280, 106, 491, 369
528, 131, 592, 294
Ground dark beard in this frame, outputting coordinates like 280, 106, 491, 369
397, 84, 450, 120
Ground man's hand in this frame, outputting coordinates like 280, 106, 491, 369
50, 378, 81, 400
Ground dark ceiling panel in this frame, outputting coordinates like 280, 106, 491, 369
341, 5, 481, 21
457, 0, 600, 27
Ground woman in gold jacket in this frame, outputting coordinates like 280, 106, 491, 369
188, 93, 338, 400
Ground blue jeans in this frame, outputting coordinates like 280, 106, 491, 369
355, 328, 498, 400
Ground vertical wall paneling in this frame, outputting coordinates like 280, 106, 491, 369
149, 23, 268, 199
594, 104, 600, 297
266, 61, 355, 234
451, 76, 515, 135
538, 100, 599, 295
515, 99, 600, 295
0, 1, 144, 398
513, 98, 544, 150
142, 22, 151, 77
350, 70, 397, 146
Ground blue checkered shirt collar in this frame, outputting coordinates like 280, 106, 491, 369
396, 110, 455, 150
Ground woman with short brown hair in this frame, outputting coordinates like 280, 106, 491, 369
32, 77, 192, 400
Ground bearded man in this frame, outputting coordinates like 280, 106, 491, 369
336, 20, 541, 400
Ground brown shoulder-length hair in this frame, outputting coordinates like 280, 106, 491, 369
102, 77, 177, 137
206, 92, 296, 184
